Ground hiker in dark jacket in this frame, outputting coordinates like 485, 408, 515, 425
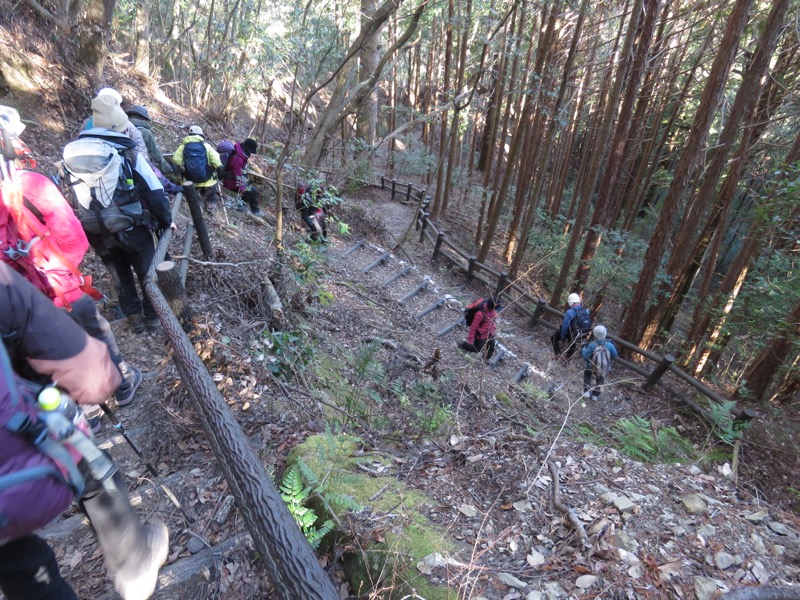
172, 126, 222, 213
552, 292, 589, 360
126, 105, 173, 175
0, 262, 169, 600
67, 98, 176, 334
580, 325, 618, 400
222, 138, 264, 217
460, 297, 498, 360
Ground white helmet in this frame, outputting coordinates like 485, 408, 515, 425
189, 125, 204, 136
568, 293, 581, 306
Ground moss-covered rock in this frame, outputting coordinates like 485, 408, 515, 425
287, 434, 462, 599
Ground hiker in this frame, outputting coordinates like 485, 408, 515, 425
0, 106, 143, 406
552, 292, 592, 360
459, 296, 498, 361
126, 105, 181, 195
220, 138, 264, 217
581, 325, 618, 400
84, 89, 149, 158
296, 180, 334, 242
172, 125, 222, 214
63, 99, 177, 334
0, 262, 169, 600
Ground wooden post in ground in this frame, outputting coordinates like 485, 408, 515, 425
405, 185, 412, 204
391, 179, 397, 201
432, 232, 445, 261
380, 176, 385, 190
530, 298, 547, 327
363, 252, 390, 274
495, 271, 509, 299
156, 261, 193, 330
182, 184, 212, 259
178, 223, 194, 286
467, 256, 477, 281
419, 212, 430, 243
643, 354, 675, 390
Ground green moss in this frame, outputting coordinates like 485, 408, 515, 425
288, 434, 461, 599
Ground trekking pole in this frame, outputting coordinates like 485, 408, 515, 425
100, 404, 194, 524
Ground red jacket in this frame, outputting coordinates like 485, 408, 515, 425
2, 171, 92, 308
467, 308, 497, 344
222, 143, 249, 193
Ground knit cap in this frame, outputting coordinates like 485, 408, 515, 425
92, 95, 129, 131
593, 325, 607, 341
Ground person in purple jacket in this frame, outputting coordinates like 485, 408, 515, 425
459, 297, 498, 361
0, 263, 168, 600
221, 138, 264, 217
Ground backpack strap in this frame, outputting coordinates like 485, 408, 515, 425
0, 342, 86, 495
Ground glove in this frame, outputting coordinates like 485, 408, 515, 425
40, 411, 75, 440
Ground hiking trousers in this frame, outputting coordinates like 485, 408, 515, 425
461, 337, 496, 360
100, 227, 157, 321
65, 294, 135, 402
0, 535, 78, 600
552, 331, 580, 360
584, 362, 605, 399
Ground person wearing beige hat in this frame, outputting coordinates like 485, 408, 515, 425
90, 94, 148, 157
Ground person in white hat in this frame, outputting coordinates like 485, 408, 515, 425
581, 325, 619, 400
552, 292, 592, 360
86, 93, 149, 157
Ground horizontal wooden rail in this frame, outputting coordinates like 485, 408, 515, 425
378, 174, 734, 412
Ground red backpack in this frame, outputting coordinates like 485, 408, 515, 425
1, 170, 100, 308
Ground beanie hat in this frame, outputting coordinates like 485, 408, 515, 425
241, 138, 258, 155
593, 325, 607, 341
568, 293, 581, 306
189, 125, 204, 136
126, 105, 151, 121
97, 87, 123, 104
92, 95, 129, 131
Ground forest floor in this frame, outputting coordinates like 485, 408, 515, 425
36, 183, 800, 600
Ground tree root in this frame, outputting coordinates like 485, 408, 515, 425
547, 458, 591, 551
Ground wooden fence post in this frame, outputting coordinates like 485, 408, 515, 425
423, 196, 431, 210
419, 211, 430, 243
529, 298, 547, 327
391, 179, 397, 201
182, 184, 212, 259
495, 271, 509, 299
405, 185, 412, 204
380, 176, 385, 190
156, 261, 193, 330
432, 231, 445, 261
643, 354, 675, 390
467, 256, 477, 281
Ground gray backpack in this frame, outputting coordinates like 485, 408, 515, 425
591, 342, 612, 376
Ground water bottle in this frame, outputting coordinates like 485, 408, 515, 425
37, 385, 79, 422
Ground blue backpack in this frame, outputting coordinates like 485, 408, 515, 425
183, 141, 212, 183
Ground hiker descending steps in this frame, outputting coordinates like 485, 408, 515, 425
459, 296, 499, 361
172, 125, 223, 215
581, 325, 618, 401
552, 292, 592, 361
220, 138, 265, 217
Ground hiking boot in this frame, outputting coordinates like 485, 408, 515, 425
591, 393, 601, 402
251, 209, 266, 218
127, 314, 145, 334
115, 366, 143, 407
146, 317, 161, 332
109, 303, 125, 321
112, 521, 169, 600
582, 391, 591, 399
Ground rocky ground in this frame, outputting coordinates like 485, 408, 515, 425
32, 184, 800, 600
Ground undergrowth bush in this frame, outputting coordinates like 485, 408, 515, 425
611, 416, 694, 463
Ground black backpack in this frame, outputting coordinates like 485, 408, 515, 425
569, 307, 592, 342
183, 141, 212, 183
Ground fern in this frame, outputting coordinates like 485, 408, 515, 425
708, 400, 750, 444
611, 416, 694, 464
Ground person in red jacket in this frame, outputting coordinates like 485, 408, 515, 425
459, 297, 498, 360
0, 106, 142, 407
221, 138, 264, 217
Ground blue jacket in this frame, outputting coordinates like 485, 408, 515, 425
560, 304, 585, 339
581, 339, 619, 367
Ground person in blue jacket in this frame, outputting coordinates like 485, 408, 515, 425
552, 292, 592, 360
581, 325, 619, 401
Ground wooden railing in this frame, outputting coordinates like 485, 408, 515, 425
377, 178, 744, 423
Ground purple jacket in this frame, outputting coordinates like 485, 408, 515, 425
222, 143, 249, 193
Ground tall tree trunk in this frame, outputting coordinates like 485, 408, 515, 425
618, 0, 755, 349
637, 0, 790, 349
79, 0, 116, 87
430, 0, 455, 221
356, 0, 380, 147
573, 0, 660, 289
737, 299, 800, 401
133, 0, 150, 76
